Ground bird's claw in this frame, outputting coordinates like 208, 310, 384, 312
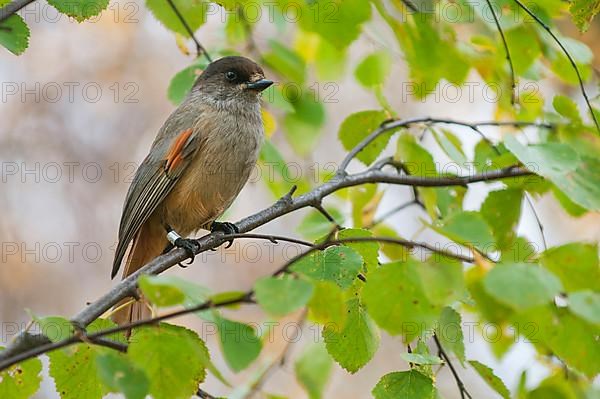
173, 238, 200, 265
210, 221, 239, 248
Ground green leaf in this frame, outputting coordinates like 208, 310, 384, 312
308, 280, 347, 326
96, 352, 149, 399
283, 91, 325, 156
395, 134, 439, 219
551, 184, 587, 217
513, 305, 600, 377
469, 360, 510, 399
216, 316, 262, 372
436, 307, 465, 366
47, 318, 124, 399
296, 207, 343, 240
539, 243, 600, 291
395, 133, 437, 177
483, 263, 563, 310
372, 370, 436, 399
473, 140, 519, 173
0, 352, 42, 399
138, 274, 209, 309
400, 353, 443, 365
392, 14, 469, 98
480, 189, 523, 251
0, 15, 29, 55
431, 128, 466, 165
417, 255, 465, 306
371, 224, 409, 262
298, 0, 371, 49
138, 275, 186, 307
323, 299, 379, 373
35, 315, 74, 343
262, 40, 306, 84
47, 0, 109, 22
553, 95, 582, 124
568, 290, 600, 325
349, 184, 378, 227
337, 228, 380, 271
255, 276, 313, 316
263, 85, 295, 113
355, 51, 391, 88
167, 62, 207, 105
258, 140, 310, 198
128, 323, 207, 399
291, 246, 363, 289
294, 342, 333, 399
362, 260, 440, 340
146, 0, 207, 36
570, 0, 600, 31
432, 211, 495, 253
338, 110, 393, 166
504, 136, 600, 210
504, 26, 542, 75
49, 345, 104, 399
315, 37, 346, 80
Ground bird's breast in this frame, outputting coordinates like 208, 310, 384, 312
162, 105, 264, 234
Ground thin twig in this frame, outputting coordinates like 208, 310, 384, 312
196, 388, 218, 399
511, 0, 600, 133
400, 0, 419, 13
484, 0, 517, 105
0, 0, 35, 23
89, 337, 128, 353
434, 334, 473, 399
524, 193, 547, 251
337, 117, 553, 172
366, 199, 421, 229
165, 0, 212, 63
0, 296, 252, 372
241, 310, 307, 398
312, 202, 342, 228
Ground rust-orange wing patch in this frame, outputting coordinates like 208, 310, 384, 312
165, 128, 193, 175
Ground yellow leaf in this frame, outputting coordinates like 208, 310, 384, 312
262, 109, 277, 138
362, 190, 385, 227
473, 250, 493, 272
294, 31, 320, 63
175, 33, 191, 56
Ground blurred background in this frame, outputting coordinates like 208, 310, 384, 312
1, 1, 599, 397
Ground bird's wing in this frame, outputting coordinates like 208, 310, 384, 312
111, 127, 201, 278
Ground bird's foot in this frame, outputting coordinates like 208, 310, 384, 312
210, 221, 239, 248
166, 230, 199, 267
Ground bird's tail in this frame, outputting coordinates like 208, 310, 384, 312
110, 224, 167, 329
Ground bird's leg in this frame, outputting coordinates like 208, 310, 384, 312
164, 224, 199, 267
210, 221, 239, 248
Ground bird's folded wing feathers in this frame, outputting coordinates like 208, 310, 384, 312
111, 127, 200, 278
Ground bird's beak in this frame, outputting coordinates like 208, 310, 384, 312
246, 79, 273, 92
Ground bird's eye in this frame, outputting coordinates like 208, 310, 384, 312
225, 71, 237, 81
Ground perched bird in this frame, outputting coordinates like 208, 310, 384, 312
111, 56, 273, 325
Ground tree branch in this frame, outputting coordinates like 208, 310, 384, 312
0, 233, 481, 371
0, 0, 35, 23
337, 117, 552, 172
434, 334, 473, 399
0, 118, 535, 370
